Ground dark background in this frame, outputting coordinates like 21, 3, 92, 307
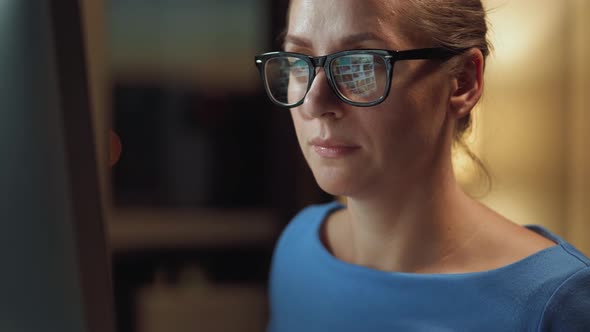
107, 1, 331, 331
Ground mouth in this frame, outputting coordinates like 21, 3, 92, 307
309, 138, 360, 158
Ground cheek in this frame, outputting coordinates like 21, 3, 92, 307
388, 65, 450, 141
373, 90, 425, 144
290, 110, 308, 149
363, 85, 447, 165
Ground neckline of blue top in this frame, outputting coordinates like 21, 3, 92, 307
308, 200, 585, 281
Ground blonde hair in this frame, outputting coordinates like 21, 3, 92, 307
397, 0, 493, 191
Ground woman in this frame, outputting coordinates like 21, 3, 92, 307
254, 0, 590, 330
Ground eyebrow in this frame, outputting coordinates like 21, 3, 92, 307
283, 32, 391, 51
341, 32, 390, 46
282, 34, 310, 49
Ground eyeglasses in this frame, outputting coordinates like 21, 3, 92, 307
254, 48, 466, 108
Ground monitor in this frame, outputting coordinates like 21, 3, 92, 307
0, 0, 116, 331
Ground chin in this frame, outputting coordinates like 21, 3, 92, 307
303, 147, 372, 197
310, 165, 361, 197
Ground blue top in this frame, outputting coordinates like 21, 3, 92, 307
267, 201, 590, 332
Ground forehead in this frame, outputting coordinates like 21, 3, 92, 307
286, 0, 410, 52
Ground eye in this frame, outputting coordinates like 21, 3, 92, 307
331, 53, 386, 100
288, 58, 309, 84
289, 58, 308, 77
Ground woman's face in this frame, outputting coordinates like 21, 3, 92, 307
286, 0, 455, 198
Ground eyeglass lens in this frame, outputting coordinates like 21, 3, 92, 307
331, 54, 386, 103
264, 57, 309, 105
264, 54, 388, 106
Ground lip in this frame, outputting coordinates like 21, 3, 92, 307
309, 137, 360, 158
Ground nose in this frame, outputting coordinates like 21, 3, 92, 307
298, 69, 344, 119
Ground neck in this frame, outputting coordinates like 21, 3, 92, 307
341, 136, 483, 273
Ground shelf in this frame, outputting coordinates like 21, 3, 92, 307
106, 208, 281, 252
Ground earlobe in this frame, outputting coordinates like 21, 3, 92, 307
449, 48, 485, 119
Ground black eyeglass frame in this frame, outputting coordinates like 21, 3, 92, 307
254, 47, 467, 108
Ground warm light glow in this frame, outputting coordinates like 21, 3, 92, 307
453, 105, 485, 194
485, 0, 565, 67
477, 0, 573, 231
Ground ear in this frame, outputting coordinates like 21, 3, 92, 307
449, 48, 485, 119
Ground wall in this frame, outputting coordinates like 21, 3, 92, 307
461, 0, 590, 254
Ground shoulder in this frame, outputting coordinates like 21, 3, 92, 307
276, 201, 343, 243
537, 251, 590, 331
267, 201, 343, 285
268, 200, 343, 265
